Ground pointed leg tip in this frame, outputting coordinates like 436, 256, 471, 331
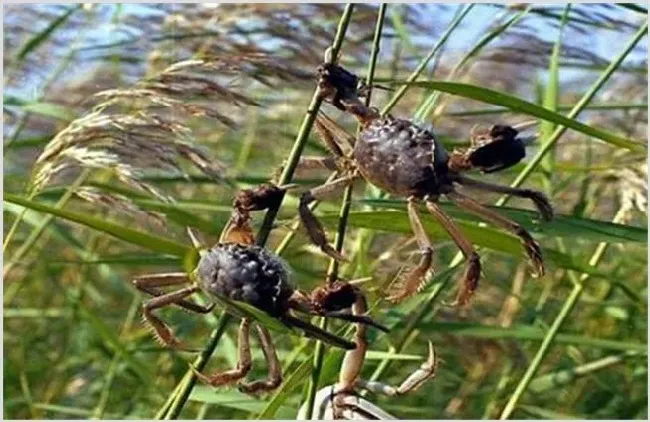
426, 341, 437, 367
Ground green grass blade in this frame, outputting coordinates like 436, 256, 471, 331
358, 199, 647, 243
414, 5, 531, 120
14, 5, 82, 61
397, 80, 643, 151
381, 4, 474, 114
4, 193, 191, 257
496, 21, 649, 205
528, 352, 640, 393
188, 388, 296, 418
418, 322, 647, 352
4, 95, 76, 121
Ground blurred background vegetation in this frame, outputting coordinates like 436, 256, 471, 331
3, 3, 648, 419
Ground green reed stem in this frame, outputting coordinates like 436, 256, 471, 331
157, 6, 355, 419
495, 21, 648, 207
380, 4, 474, 115
255, 3, 355, 247
303, 5, 385, 418
499, 209, 626, 418
160, 312, 230, 420
493, 29, 646, 415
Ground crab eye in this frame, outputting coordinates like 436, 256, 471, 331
468, 125, 526, 173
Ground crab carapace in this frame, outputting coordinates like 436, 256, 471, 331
133, 184, 387, 394
289, 62, 554, 306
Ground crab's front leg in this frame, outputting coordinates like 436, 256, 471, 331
133, 273, 211, 350
332, 289, 437, 419
222, 183, 289, 245
299, 174, 358, 261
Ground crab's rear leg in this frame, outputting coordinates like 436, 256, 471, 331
425, 198, 482, 307
238, 324, 282, 395
193, 319, 253, 387
299, 174, 358, 261
134, 276, 204, 349
451, 174, 554, 221
387, 196, 435, 303
447, 190, 545, 278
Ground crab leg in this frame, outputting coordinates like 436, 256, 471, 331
194, 319, 252, 386
296, 156, 341, 172
451, 174, 554, 221
315, 112, 356, 153
333, 290, 437, 418
133, 273, 215, 314
332, 291, 370, 419
387, 196, 435, 303
447, 190, 545, 278
424, 199, 481, 307
356, 342, 438, 396
238, 324, 282, 395
139, 284, 202, 349
299, 174, 358, 261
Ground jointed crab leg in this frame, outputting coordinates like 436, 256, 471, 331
238, 325, 282, 394
451, 174, 554, 221
424, 199, 481, 307
133, 273, 214, 314
331, 289, 437, 419
194, 319, 253, 386
355, 341, 437, 397
295, 156, 340, 172
299, 174, 358, 261
139, 284, 202, 349
387, 197, 434, 303
446, 190, 544, 278
315, 112, 356, 152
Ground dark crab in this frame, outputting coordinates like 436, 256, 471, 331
290, 62, 554, 306
133, 186, 387, 395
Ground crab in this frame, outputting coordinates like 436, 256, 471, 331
133, 184, 387, 395
297, 283, 438, 420
289, 62, 554, 306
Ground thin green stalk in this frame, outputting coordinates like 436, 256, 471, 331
495, 21, 648, 207
499, 208, 626, 419
303, 5, 385, 418
416, 5, 531, 121
157, 6, 356, 419
161, 312, 230, 420
92, 295, 141, 419
255, 3, 355, 247
380, 4, 474, 115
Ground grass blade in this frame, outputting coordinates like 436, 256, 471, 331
398, 80, 643, 151
4, 193, 191, 258
14, 5, 82, 61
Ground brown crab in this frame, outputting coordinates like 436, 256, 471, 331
289, 62, 553, 306
133, 185, 387, 395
